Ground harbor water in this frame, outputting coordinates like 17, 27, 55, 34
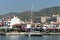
0, 35, 60, 40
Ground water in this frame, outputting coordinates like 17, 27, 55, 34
0, 35, 60, 40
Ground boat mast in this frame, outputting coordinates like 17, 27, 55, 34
31, 1, 33, 23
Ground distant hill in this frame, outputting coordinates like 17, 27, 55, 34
0, 6, 60, 21
37, 6, 60, 16
0, 11, 37, 21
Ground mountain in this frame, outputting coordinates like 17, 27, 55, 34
0, 6, 60, 21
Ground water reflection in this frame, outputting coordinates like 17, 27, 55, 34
0, 35, 60, 40
6, 35, 20, 40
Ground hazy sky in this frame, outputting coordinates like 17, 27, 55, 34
0, 0, 60, 15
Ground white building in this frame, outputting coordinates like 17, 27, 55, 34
41, 16, 50, 23
57, 17, 60, 22
4, 16, 24, 29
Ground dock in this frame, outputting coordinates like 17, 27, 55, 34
0, 32, 60, 36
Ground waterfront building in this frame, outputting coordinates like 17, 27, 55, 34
35, 16, 50, 23
52, 14, 59, 17
57, 16, 60, 22
1, 16, 24, 29
41, 16, 50, 23
9, 16, 24, 28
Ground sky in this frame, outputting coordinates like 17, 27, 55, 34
0, 0, 60, 15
